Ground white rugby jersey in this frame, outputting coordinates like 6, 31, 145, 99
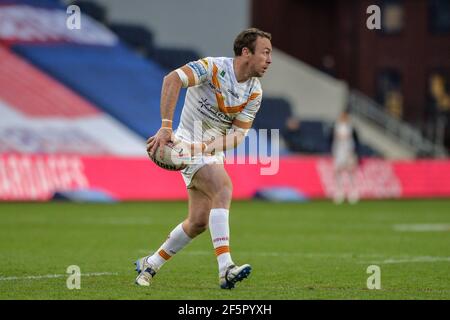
332, 122, 355, 157
174, 57, 263, 143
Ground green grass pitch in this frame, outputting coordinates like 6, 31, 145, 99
0, 200, 449, 300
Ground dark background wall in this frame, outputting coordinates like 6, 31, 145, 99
252, 0, 450, 126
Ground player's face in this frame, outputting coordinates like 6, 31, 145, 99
249, 37, 272, 77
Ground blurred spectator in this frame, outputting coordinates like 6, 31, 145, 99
328, 111, 361, 204
376, 69, 403, 119
385, 90, 403, 119
426, 72, 450, 148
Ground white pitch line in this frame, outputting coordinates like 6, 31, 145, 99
393, 224, 450, 232
360, 256, 450, 264
0, 272, 118, 281
137, 249, 384, 259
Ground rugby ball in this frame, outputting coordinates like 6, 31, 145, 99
148, 142, 190, 171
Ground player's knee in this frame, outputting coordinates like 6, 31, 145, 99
212, 184, 233, 204
187, 219, 208, 235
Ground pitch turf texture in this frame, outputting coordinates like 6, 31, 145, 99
0, 200, 449, 300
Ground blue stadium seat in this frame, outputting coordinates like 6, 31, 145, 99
300, 121, 329, 153
282, 120, 329, 154
152, 47, 201, 70
253, 97, 293, 131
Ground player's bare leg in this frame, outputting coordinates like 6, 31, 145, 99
182, 187, 212, 238
347, 164, 359, 204
135, 189, 210, 286
191, 164, 252, 289
333, 167, 345, 204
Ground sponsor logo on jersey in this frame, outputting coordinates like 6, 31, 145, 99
227, 88, 240, 99
188, 61, 207, 78
208, 81, 222, 95
197, 98, 232, 123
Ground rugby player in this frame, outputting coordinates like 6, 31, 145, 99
330, 111, 361, 204
135, 28, 272, 289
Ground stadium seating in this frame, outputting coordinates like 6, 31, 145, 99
12, 44, 185, 139
250, 97, 379, 155
69, 0, 107, 23
282, 120, 329, 154
253, 97, 293, 131
152, 47, 201, 70
108, 23, 155, 58
108, 22, 199, 68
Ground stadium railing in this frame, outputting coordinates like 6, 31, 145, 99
348, 90, 448, 158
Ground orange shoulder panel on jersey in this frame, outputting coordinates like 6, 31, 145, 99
225, 92, 261, 114
211, 63, 261, 114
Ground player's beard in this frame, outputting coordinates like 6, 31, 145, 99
252, 67, 265, 78
256, 69, 266, 78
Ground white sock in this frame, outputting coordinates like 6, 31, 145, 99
146, 223, 192, 270
209, 208, 234, 275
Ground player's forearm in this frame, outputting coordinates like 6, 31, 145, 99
160, 71, 182, 128
204, 131, 245, 154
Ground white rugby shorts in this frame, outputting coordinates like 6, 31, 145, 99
334, 152, 356, 170
180, 153, 225, 188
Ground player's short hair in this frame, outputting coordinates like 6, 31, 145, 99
233, 28, 272, 56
